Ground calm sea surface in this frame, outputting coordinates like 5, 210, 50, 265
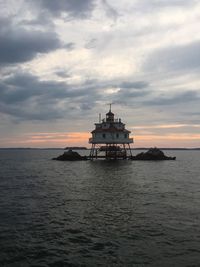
0, 149, 200, 267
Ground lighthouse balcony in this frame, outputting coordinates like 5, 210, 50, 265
89, 137, 133, 144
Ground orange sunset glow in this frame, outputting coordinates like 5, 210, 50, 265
1, 130, 200, 148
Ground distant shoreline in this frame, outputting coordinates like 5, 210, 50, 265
0, 147, 200, 150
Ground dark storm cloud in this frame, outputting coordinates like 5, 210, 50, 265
55, 70, 71, 78
113, 89, 150, 106
0, 72, 99, 120
34, 0, 96, 18
0, 73, 152, 121
119, 81, 149, 89
0, 102, 64, 121
105, 80, 150, 106
1, 72, 90, 103
145, 90, 200, 106
144, 41, 200, 73
84, 80, 150, 106
0, 18, 62, 65
83, 79, 149, 100
82, 79, 150, 104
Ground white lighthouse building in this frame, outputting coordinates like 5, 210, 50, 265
89, 105, 133, 159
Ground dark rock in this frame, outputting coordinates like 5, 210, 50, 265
131, 147, 176, 160
52, 149, 88, 161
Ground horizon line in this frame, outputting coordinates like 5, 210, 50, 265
0, 147, 200, 150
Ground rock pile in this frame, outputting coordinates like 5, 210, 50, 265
131, 147, 176, 160
52, 150, 88, 161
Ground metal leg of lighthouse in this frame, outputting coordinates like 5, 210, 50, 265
128, 143, 132, 158
89, 144, 92, 159
90, 144, 95, 160
95, 147, 97, 159
105, 144, 108, 159
114, 144, 117, 160
122, 143, 126, 159
93, 144, 96, 159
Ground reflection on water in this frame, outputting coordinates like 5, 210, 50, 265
0, 150, 200, 266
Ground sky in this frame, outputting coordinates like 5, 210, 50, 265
0, 0, 200, 148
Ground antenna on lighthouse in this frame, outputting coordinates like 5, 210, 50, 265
107, 102, 113, 112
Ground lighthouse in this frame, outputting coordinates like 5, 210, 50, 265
89, 105, 133, 159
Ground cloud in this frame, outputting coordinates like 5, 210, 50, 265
0, 72, 101, 121
83, 79, 150, 108
107, 80, 150, 105
119, 81, 149, 89
34, 0, 96, 18
55, 70, 71, 78
144, 41, 200, 73
2, 73, 68, 102
0, 72, 151, 121
145, 90, 200, 106
85, 38, 98, 49
101, 0, 119, 21
137, 0, 197, 10
0, 19, 62, 65
0, 102, 63, 121
63, 42, 75, 50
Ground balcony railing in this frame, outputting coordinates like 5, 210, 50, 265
89, 137, 134, 144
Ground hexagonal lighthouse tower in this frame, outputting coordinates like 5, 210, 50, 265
89, 105, 133, 159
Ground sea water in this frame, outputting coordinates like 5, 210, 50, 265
0, 149, 200, 266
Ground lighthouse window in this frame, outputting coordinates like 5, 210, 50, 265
102, 133, 106, 138
124, 134, 127, 138
116, 133, 119, 138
